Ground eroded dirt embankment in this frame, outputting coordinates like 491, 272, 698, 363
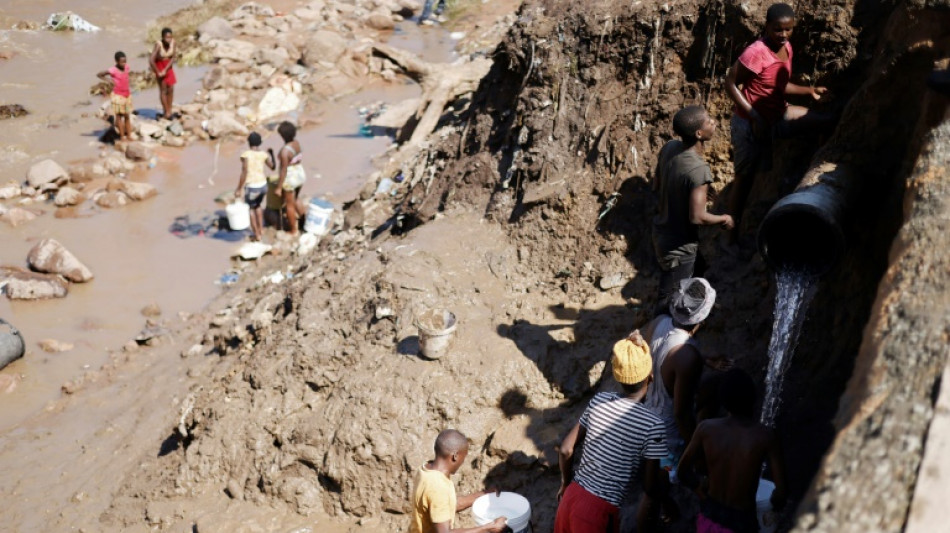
97, 0, 950, 531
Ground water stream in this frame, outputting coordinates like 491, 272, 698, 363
760, 269, 817, 428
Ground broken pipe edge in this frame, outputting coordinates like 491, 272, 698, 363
758, 163, 849, 276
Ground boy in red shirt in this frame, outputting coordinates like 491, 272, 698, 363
725, 3, 833, 240
97, 51, 133, 142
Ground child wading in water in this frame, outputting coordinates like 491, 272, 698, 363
275, 121, 306, 236
234, 132, 276, 242
149, 27, 177, 119
97, 51, 133, 142
725, 2, 835, 240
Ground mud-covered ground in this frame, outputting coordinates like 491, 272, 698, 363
2, 0, 948, 531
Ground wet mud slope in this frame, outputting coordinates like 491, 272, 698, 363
103, 0, 949, 531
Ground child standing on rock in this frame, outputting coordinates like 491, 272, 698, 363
275, 121, 306, 236
97, 51, 133, 142
234, 132, 275, 242
149, 27, 177, 120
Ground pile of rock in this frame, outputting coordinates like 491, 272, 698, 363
0, 239, 93, 300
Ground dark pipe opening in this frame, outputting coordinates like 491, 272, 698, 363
758, 204, 845, 275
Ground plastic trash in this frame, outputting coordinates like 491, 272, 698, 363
217, 272, 240, 285
234, 241, 272, 260
46, 12, 101, 32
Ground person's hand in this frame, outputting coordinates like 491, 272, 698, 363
484, 485, 501, 497
557, 482, 567, 502
810, 86, 829, 101
720, 214, 735, 231
485, 516, 507, 533
234, 189, 242, 200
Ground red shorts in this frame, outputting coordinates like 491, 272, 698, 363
155, 58, 177, 86
554, 482, 620, 533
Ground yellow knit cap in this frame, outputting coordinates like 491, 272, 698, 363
611, 333, 652, 385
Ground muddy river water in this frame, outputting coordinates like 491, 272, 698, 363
0, 0, 457, 431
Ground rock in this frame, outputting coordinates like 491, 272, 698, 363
397, 0, 423, 15
124, 142, 153, 161
366, 12, 395, 30
26, 159, 68, 187
254, 46, 290, 67
3, 271, 69, 300
54, 187, 86, 207
598, 273, 626, 290
302, 30, 348, 66
135, 324, 170, 346
206, 111, 248, 138
0, 184, 21, 199
141, 303, 162, 317
343, 200, 365, 230
27, 238, 94, 283
257, 87, 301, 121
38, 339, 74, 353
294, 6, 322, 20
230, 2, 276, 19
167, 121, 185, 137
210, 39, 257, 62
0, 319, 25, 371
1, 207, 37, 227
197, 17, 235, 43
95, 191, 129, 208
369, 98, 420, 129
120, 181, 158, 201
138, 122, 163, 139
0, 104, 28, 120
164, 135, 186, 148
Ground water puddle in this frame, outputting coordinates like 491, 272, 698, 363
761, 269, 817, 427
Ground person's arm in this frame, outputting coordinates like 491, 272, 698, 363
726, 61, 769, 135
149, 43, 160, 75
636, 459, 662, 532
767, 430, 789, 510
164, 40, 176, 74
433, 518, 507, 533
557, 422, 586, 500
671, 345, 704, 442
276, 148, 289, 190
689, 184, 734, 229
676, 422, 706, 490
265, 148, 276, 170
235, 157, 247, 197
785, 82, 827, 100
456, 487, 497, 512
97, 70, 112, 83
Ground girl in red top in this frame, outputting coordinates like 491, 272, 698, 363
150, 27, 177, 119
97, 51, 133, 142
725, 3, 833, 239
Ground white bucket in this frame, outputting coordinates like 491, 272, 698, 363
756, 478, 778, 533
414, 308, 457, 360
304, 198, 334, 235
472, 492, 531, 533
226, 202, 250, 231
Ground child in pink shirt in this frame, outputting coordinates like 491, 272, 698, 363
97, 51, 133, 142
725, 3, 834, 240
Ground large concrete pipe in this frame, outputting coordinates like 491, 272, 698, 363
758, 161, 848, 275
0, 318, 25, 371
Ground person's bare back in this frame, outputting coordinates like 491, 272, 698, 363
693, 417, 774, 510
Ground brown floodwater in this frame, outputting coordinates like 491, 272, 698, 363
0, 0, 458, 431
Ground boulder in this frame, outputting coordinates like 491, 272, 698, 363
206, 111, 249, 138
197, 16, 235, 43
1, 207, 37, 227
27, 238, 94, 283
95, 191, 129, 208
125, 142, 153, 162
257, 87, 301, 120
54, 187, 86, 207
210, 39, 256, 62
0, 184, 21, 199
138, 122, 163, 139
294, 6, 322, 20
120, 181, 158, 201
3, 271, 69, 300
167, 121, 185, 137
365, 12, 395, 31
302, 30, 347, 66
38, 339, 74, 353
0, 318, 25, 371
26, 159, 68, 187
230, 2, 276, 20
254, 46, 290, 67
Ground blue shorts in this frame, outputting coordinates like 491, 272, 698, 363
244, 185, 266, 209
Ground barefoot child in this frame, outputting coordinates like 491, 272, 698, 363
97, 51, 133, 142
149, 28, 177, 119
725, 2, 834, 237
275, 121, 306, 236
234, 132, 275, 242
